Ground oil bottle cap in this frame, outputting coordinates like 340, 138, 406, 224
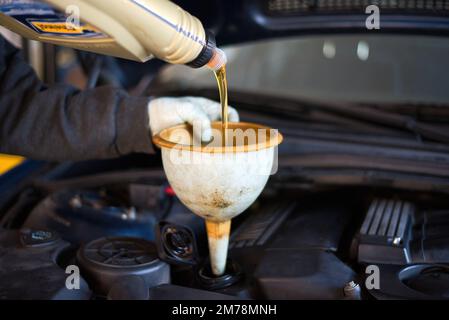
186, 30, 216, 68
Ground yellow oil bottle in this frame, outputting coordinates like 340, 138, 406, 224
0, 0, 221, 68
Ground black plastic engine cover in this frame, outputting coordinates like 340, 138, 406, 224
225, 196, 357, 299
254, 249, 355, 299
0, 228, 91, 300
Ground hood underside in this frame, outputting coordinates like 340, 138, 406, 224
176, 0, 449, 45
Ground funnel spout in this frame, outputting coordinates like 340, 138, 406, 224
205, 220, 231, 276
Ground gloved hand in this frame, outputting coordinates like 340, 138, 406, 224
148, 96, 239, 141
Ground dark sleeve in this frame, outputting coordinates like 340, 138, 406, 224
0, 36, 155, 161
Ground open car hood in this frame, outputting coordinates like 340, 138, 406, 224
176, 0, 449, 45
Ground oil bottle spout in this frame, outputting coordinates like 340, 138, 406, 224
206, 48, 227, 71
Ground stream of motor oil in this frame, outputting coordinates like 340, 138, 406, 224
213, 66, 228, 146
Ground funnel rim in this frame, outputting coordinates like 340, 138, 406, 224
152, 121, 283, 153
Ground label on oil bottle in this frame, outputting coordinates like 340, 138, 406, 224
0, 0, 109, 38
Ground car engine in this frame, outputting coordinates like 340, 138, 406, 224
1, 155, 449, 300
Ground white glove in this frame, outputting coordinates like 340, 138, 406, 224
148, 96, 239, 141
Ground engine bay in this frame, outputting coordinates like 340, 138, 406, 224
0, 0, 449, 307
1, 155, 449, 300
